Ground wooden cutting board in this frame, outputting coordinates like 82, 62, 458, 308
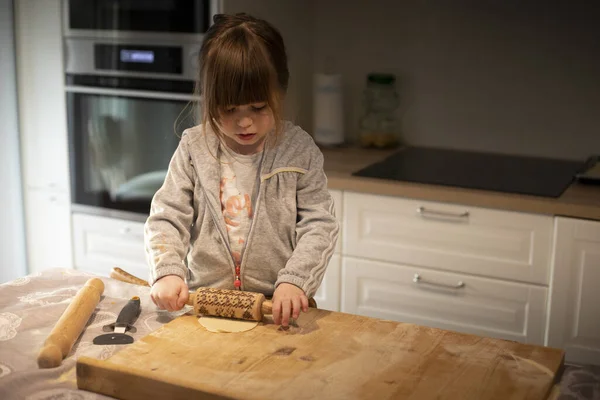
76, 309, 564, 400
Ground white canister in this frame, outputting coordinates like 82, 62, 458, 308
313, 73, 345, 146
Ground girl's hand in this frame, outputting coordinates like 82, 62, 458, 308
150, 275, 189, 312
272, 283, 309, 327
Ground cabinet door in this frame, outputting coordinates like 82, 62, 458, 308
24, 189, 72, 274
72, 213, 148, 280
15, 0, 69, 191
547, 217, 600, 365
342, 257, 548, 345
344, 192, 554, 285
313, 254, 341, 312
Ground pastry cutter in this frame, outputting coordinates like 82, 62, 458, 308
93, 296, 141, 345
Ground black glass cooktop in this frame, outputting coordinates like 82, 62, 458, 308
353, 147, 586, 198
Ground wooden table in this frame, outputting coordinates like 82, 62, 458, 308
76, 309, 564, 400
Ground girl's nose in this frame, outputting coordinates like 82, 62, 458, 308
237, 115, 252, 128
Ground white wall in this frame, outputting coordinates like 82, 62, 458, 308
0, 0, 28, 282
219, 1, 600, 160
312, 1, 600, 161
313, 0, 600, 159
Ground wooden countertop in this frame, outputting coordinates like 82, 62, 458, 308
321, 146, 600, 221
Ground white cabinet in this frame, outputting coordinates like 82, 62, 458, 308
72, 213, 149, 280
344, 193, 554, 285
15, 0, 69, 192
24, 189, 72, 274
547, 217, 600, 365
313, 254, 341, 312
15, 0, 72, 275
341, 191, 554, 344
341, 257, 548, 345
312, 189, 343, 311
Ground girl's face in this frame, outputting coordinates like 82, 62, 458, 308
218, 102, 274, 155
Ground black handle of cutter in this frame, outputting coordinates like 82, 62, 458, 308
115, 296, 141, 328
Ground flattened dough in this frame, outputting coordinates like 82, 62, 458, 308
198, 316, 258, 333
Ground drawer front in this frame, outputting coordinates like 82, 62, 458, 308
313, 254, 341, 312
341, 257, 548, 345
72, 213, 149, 280
329, 189, 343, 254
344, 192, 553, 284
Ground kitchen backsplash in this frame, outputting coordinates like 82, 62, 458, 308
230, 0, 599, 161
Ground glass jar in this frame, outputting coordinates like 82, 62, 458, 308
359, 73, 401, 148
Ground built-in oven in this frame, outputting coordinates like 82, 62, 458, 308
63, 0, 215, 41
64, 0, 217, 217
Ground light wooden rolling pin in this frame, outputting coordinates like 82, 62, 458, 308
37, 277, 105, 368
110, 267, 274, 322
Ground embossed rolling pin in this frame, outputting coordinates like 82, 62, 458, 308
110, 267, 273, 322
37, 277, 105, 368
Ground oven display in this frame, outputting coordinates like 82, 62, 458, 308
95, 44, 182, 74
120, 49, 155, 64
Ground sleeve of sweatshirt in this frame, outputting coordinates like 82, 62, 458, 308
275, 145, 340, 298
144, 133, 196, 286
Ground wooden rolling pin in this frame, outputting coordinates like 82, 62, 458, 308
110, 267, 273, 322
38, 277, 105, 368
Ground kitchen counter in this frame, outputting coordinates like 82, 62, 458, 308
1, 268, 565, 400
321, 146, 600, 221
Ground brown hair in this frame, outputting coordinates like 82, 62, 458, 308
196, 13, 289, 144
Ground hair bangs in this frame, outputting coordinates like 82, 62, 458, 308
208, 29, 278, 113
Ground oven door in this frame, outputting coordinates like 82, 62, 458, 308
66, 85, 198, 215
63, 0, 217, 41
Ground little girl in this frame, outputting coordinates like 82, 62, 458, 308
144, 13, 339, 327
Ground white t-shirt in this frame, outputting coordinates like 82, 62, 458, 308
218, 146, 262, 285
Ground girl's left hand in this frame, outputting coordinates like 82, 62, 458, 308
272, 283, 309, 327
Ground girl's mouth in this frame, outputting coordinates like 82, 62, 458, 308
237, 133, 256, 141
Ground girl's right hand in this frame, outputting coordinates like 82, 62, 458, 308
150, 275, 189, 312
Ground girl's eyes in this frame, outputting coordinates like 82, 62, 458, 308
224, 104, 267, 114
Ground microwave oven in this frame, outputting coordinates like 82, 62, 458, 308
62, 0, 219, 42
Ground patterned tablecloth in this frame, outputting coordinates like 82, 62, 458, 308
0, 268, 183, 400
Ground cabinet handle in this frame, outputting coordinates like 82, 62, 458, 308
120, 227, 131, 234
416, 206, 470, 220
413, 274, 465, 289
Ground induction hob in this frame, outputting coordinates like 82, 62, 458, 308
352, 147, 586, 198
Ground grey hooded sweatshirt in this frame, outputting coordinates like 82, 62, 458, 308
144, 121, 339, 298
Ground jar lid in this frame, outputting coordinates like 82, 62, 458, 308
367, 73, 396, 84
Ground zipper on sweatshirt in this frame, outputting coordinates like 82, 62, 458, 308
201, 190, 238, 286
236, 149, 267, 292
237, 181, 263, 292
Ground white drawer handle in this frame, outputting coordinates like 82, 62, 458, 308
417, 206, 470, 220
120, 227, 131, 234
413, 274, 465, 289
